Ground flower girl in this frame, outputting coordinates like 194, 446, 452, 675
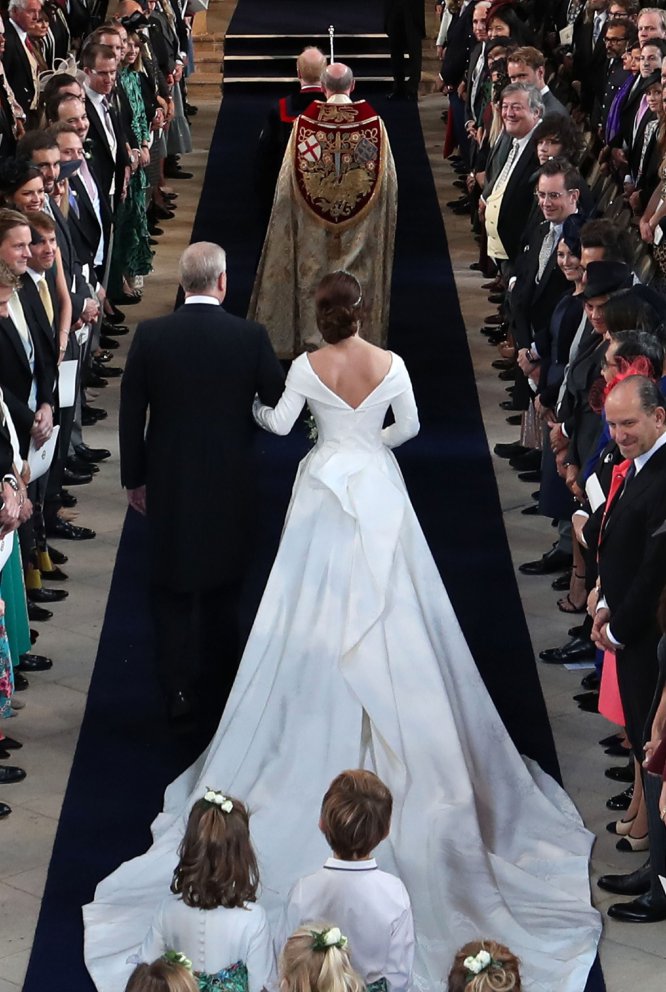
447, 941, 522, 992
136, 791, 275, 992
279, 924, 364, 992
126, 958, 198, 992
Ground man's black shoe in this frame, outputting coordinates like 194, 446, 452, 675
552, 572, 571, 590
0, 802, 11, 816
100, 335, 120, 349
92, 360, 122, 378
47, 520, 96, 541
605, 763, 634, 782
164, 167, 193, 180
102, 322, 129, 336
105, 305, 125, 323
81, 406, 108, 425
68, 456, 99, 475
581, 672, 600, 690
18, 653, 52, 671
74, 443, 111, 463
57, 490, 77, 508
85, 371, 108, 388
499, 368, 518, 381
607, 893, 666, 923
27, 588, 68, 604
41, 564, 68, 581
0, 766, 26, 784
62, 467, 93, 486
539, 636, 596, 663
494, 441, 527, 459
510, 450, 542, 472
506, 414, 522, 425
576, 692, 599, 712
598, 862, 651, 896
27, 602, 52, 621
48, 545, 68, 564
520, 545, 573, 576
13, 671, 29, 690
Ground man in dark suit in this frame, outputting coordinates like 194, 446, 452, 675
440, 0, 477, 164
584, 375, 666, 924
119, 242, 285, 729
507, 47, 570, 116
573, 0, 610, 119
384, 0, 425, 101
254, 46, 326, 233
2, 0, 42, 122
81, 42, 130, 208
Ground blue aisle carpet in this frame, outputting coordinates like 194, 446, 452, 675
23, 2, 604, 989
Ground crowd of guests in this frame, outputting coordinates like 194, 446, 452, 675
121, 769, 523, 992
0, 0, 197, 818
438, 0, 666, 925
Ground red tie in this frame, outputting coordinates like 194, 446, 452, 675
599, 458, 632, 540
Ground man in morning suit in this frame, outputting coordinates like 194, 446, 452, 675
2, 0, 41, 122
119, 242, 285, 730
584, 375, 666, 924
82, 43, 130, 208
254, 46, 326, 233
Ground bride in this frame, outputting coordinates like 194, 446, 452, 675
84, 272, 600, 992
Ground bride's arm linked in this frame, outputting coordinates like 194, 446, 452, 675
381, 379, 420, 448
252, 365, 306, 435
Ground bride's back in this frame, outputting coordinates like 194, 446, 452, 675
308, 338, 393, 410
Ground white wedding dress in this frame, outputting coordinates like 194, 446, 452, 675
84, 354, 601, 992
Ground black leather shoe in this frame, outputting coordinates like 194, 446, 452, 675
105, 305, 125, 323
606, 742, 632, 757
68, 457, 99, 475
605, 763, 634, 782
27, 602, 52, 621
47, 520, 96, 541
62, 467, 93, 486
608, 893, 666, 923
576, 693, 599, 712
0, 766, 26, 784
0, 735, 21, 749
492, 359, 514, 370
500, 398, 521, 411
164, 167, 193, 179
569, 623, 586, 637
111, 292, 141, 305
539, 636, 596, 663
0, 802, 10, 816
520, 545, 573, 575
506, 414, 522, 426
488, 293, 505, 305
57, 490, 77, 508
484, 313, 504, 325
518, 470, 541, 483
487, 332, 508, 346
510, 450, 542, 471
607, 786, 633, 811
95, 350, 114, 363
522, 504, 539, 515
102, 323, 129, 336
81, 406, 108, 425
92, 360, 122, 378
85, 371, 108, 388
151, 203, 174, 220
598, 862, 651, 896
494, 441, 527, 459
552, 572, 572, 590
148, 224, 164, 236
74, 443, 111, 463
13, 671, 29, 690
499, 368, 518, 381
30, 628, 38, 644
100, 335, 120, 349
581, 672, 600, 690
18, 654, 52, 672
41, 564, 68, 581
48, 545, 68, 564
28, 587, 68, 603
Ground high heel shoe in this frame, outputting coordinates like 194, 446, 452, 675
616, 833, 649, 852
606, 816, 636, 836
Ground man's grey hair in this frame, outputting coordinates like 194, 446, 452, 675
179, 242, 227, 294
500, 82, 544, 117
321, 64, 354, 94
8, 0, 41, 11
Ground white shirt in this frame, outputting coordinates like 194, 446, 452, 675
184, 295, 221, 305
279, 858, 414, 992
137, 896, 275, 992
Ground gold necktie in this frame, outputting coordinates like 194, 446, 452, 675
37, 277, 54, 328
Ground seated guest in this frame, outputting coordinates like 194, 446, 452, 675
279, 769, 414, 992
447, 940, 521, 992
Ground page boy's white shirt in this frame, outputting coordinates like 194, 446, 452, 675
279, 857, 414, 992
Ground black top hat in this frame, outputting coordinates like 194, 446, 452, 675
583, 260, 632, 300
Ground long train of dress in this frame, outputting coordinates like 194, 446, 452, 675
84, 355, 601, 992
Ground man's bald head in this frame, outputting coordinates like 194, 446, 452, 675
321, 62, 354, 96
297, 47, 326, 85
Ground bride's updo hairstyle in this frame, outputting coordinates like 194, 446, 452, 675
279, 923, 364, 992
170, 792, 259, 910
315, 271, 365, 344
125, 959, 197, 992
448, 941, 521, 992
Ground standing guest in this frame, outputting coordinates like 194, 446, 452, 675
82, 42, 130, 209
279, 769, 414, 992
135, 792, 275, 992
119, 242, 284, 728
2, 0, 43, 123
507, 46, 569, 115
384, 0, 425, 102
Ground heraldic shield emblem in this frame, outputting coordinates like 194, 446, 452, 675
293, 100, 386, 230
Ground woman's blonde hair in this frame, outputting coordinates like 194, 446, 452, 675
448, 941, 521, 992
280, 923, 365, 992
125, 960, 198, 992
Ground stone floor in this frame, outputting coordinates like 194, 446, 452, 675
0, 81, 663, 992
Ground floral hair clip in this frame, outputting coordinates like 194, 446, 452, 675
311, 926, 348, 952
463, 950, 497, 980
203, 788, 234, 812
163, 950, 193, 971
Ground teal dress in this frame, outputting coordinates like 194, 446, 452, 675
0, 538, 30, 669
195, 962, 248, 992
108, 67, 153, 293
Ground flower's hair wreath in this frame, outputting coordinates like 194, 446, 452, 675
310, 926, 348, 952
463, 950, 498, 982
202, 788, 234, 812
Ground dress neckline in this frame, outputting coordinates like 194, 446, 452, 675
305, 353, 394, 410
